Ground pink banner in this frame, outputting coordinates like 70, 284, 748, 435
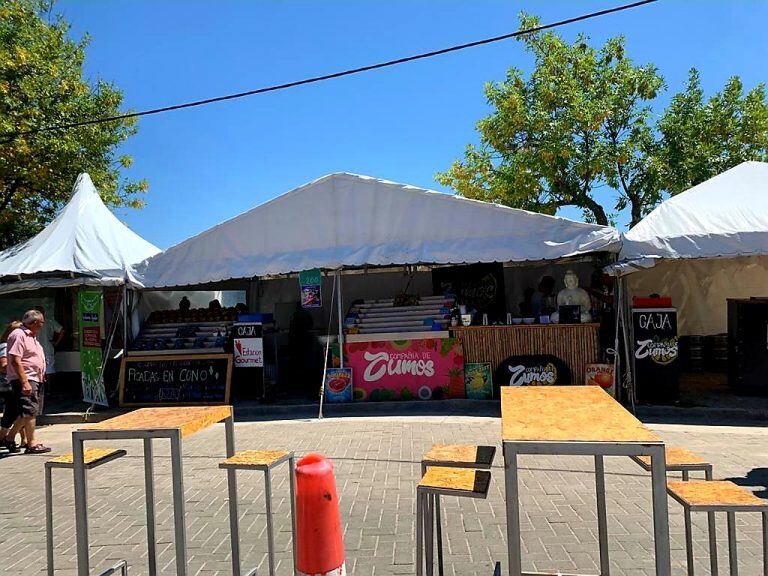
344, 338, 464, 401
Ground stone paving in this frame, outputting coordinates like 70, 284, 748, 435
1, 414, 767, 575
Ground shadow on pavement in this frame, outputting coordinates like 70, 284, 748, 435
725, 467, 768, 499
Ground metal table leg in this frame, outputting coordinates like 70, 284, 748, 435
416, 490, 424, 576
762, 512, 768, 576
649, 445, 672, 576
144, 438, 158, 576
727, 512, 738, 576
504, 444, 522, 576
426, 493, 434, 576
289, 455, 298, 576
45, 465, 54, 576
264, 468, 276, 576
73, 433, 90, 576
681, 470, 694, 576
705, 466, 719, 576
435, 495, 444, 576
170, 432, 188, 576
595, 455, 610, 576
225, 416, 241, 576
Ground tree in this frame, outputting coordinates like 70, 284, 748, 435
437, 14, 663, 227
0, 0, 145, 249
658, 69, 768, 194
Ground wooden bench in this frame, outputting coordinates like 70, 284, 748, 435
46, 448, 127, 576
631, 445, 717, 576
421, 444, 496, 576
417, 466, 491, 576
219, 450, 296, 576
668, 480, 768, 576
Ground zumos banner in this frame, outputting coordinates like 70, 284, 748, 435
344, 337, 464, 401
78, 290, 107, 406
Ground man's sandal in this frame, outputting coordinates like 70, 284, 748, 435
24, 444, 51, 454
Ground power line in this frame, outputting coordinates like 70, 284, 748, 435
3, 0, 657, 140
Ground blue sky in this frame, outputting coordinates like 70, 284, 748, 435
55, 0, 768, 249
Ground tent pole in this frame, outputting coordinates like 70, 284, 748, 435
337, 268, 344, 368
122, 283, 128, 353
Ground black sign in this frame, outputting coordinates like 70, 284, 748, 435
120, 354, 232, 406
494, 354, 571, 394
633, 308, 678, 403
432, 263, 506, 320
234, 322, 262, 338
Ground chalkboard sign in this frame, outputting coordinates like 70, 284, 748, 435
119, 354, 233, 407
432, 263, 506, 321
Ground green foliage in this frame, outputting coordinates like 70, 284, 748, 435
0, 0, 145, 249
658, 69, 768, 195
438, 13, 768, 228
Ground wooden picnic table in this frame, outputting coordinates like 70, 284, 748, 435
500, 386, 671, 576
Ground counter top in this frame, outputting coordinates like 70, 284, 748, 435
450, 323, 600, 330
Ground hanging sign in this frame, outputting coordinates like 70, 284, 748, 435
299, 269, 322, 308
585, 363, 616, 397
233, 322, 264, 368
78, 290, 108, 406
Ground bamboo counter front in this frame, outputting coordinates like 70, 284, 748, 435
450, 323, 601, 385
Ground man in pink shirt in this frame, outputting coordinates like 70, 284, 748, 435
5, 309, 49, 454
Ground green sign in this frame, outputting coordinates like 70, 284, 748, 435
299, 268, 322, 308
78, 290, 107, 406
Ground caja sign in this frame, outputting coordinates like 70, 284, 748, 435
233, 322, 264, 368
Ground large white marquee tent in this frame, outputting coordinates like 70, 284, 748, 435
139, 172, 621, 288
618, 161, 768, 335
0, 173, 161, 295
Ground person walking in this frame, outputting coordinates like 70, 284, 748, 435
5, 310, 50, 454
0, 320, 24, 452
33, 305, 64, 415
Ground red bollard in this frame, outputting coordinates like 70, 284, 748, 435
295, 453, 346, 576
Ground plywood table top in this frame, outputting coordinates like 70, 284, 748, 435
633, 446, 709, 471
667, 480, 768, 511
422, 444, 496, 469
82, 406, 232, 438
219, 450, 291, 470
47, 447, 127, 469
501, 386, 660, 444
419, 466, 491, 497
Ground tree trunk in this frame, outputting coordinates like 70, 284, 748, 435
630, 200, 643, 229
582, 195, 609, 226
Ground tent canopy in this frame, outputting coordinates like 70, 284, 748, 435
621, 161, 768, 262
140, 172, 620, 288
0, 173, 161, 294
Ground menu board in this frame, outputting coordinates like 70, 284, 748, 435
119, 354, 232, 406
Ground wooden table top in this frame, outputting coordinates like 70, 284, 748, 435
667, 480, 768, 511
501, 386, 660, 443
82, 406, 232, 438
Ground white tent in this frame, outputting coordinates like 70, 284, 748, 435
0, 173, 161, 294
618, 161, 768, 335
140, 172, 621, 288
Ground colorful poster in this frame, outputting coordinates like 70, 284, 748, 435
299, 269, 322, 308
344, 338, 464, 402
78, 290, 107, 406
324, 367, 353, 403
464, 363, 493, 399
585, 363, 616, 397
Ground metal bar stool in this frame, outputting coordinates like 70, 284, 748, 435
631, 446, 717, 575
219, 449, 297, 576
421, 444, 496, 576
45, 448, 127, 576
667, 480, 768, 576
416, 466, 492, 576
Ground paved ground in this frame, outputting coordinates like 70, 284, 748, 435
1, 414, 767, 575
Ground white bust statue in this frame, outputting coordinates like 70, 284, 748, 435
550, 270, 592, 323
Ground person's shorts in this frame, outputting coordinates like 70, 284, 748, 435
0, 389, 19, 428
11, 380, 40, 418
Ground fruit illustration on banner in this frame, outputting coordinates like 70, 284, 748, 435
324, 368, 353, 403
585, 364, 615, 397
464, 363, 493, 399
